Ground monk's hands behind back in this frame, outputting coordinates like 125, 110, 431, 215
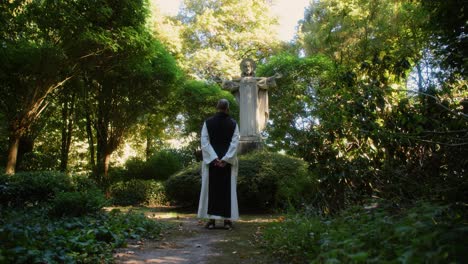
213, 158, 227, 168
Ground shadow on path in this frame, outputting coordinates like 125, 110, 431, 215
113, 207, 282, 264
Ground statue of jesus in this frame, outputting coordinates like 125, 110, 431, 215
221, 58, 281, 152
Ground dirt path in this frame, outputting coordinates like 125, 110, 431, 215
113, 208, 281, 264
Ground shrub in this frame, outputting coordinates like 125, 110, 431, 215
145, 180, 168, 206
0, 171, 73, 207
146, 150, 183, 181
165, 163, 201, 206
49, 188, 107, 217
165, 151, 317, 210
0, 208, 169, 263
107, 167, 128, 183
124, 157, 147, 179
237, 151, 316, 210
117, 150, 184, 181
109, 179, 167, 206
262, 201, 468, 263
16, 151, 60, 171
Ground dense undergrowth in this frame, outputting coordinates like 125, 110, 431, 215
0, 208, 167, 263
263, 201, 467, 263
0, 171, 170, 263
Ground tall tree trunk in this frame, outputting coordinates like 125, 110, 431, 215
145, 124, 153, 161
95, 101, 108, 179
60, 92, 75, 172
16, 135, 35, 171
103, 151, 111, 178
5, 135, 20, 175
85, 110, 96, 172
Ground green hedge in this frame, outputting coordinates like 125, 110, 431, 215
165, 163, 202, 206
237, 151, 316, 209
110, 149, 184, 182
109, 179, 167, 206
0, 171, 73, 207
49, 188, 107, 217
165, 151, 317, 210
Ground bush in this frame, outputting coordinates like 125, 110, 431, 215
165, 151, 317, 210
49, 188, 107, 217
116, 150, 184, 182
124, 157, 147, 180
0, 208, 169, 263
0, 171, 73, 207
16, 151, 60, 171
146, 150, 183, 180
238, 151, 316, 210
107, 167, 128, 183
109, 179, 167, 206
165, 163, 202, 206
145, 180, 168, 206
262, 201, 468, 263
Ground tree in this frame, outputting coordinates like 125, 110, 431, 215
90, 39, 180, 179
259, 0, 467, 211
177, 0, 281, 80
0, 0, 181, 175
420, 0, 467, 76
300, 0, 428, 68
177, 80, 237, 151
0, 1, 72, 174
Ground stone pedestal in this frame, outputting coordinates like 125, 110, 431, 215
238, 136, 263, 155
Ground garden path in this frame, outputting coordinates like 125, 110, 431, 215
113, 207, 282, 264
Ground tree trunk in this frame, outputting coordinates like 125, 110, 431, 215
60, 93, 75, 172
85, 109, 95, 171
146, 132, 153, 161
5, 135, 20, 175
16, 135, 35, 170
103, 152, 111, 178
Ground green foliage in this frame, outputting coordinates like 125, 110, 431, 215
0, 171, 73, 207
420, 0, 467, 75
301, 0, 427, 68
257, 53, 335, 152
258, 0, 468, 212
237, 151, 317, 210
146, 150, 184, 180
113, 149, 185, 181
123, 157, 147, 179
263, 202, 468, 263
165, 151, 317, 210
0, 0, 182, 174
177, 80, 238, 141
16, 151, 60, 172
49, 188, 107, 217
177, 0, 280, 80
109, 179, 167, 206
0, 208, 168, 263
165, 163, 202, 206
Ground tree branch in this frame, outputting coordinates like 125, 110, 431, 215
395, 88, 468, 119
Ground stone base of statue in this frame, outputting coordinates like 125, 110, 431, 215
238, 135, 263, 155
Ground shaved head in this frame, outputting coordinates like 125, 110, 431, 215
216, 99, 230, 112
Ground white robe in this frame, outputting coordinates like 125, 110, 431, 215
197, 122, 240, 220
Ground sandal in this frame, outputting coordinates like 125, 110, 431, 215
205, 219, 215, 229
223, 220, 233, 230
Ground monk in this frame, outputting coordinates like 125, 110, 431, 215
197, 99, 240, 230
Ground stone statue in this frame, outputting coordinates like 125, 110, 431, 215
221, 58, 281, 153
